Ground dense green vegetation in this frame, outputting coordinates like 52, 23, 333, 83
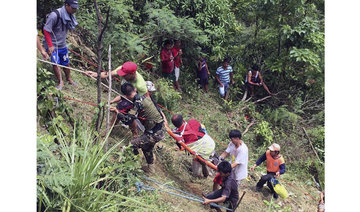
37, 0, 324, 211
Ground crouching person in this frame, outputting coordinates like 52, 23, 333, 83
250, 143, 286, 199
170, 114, 216, 177
111, 83, 165, 173
203, 161, 239, 212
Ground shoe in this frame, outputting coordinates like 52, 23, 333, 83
142, 164, 155, 173
255, 186, 262, 192
273, 192, 279, 200
56, 85, 63, 90
70, 81, 78, 86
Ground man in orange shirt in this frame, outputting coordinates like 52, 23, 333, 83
250, 143, 286, 199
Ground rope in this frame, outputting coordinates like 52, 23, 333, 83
62, 95, 146, 121
156, 103, 227, 148
63, 96, 98, 106
136, 182, 234, 211
67, 48, 122, 82
37, 58, 135, 104
142, 176, 202, 200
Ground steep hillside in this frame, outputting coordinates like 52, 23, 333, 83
37, 33, 321, 211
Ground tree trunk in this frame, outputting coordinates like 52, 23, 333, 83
93, 0, 110, 134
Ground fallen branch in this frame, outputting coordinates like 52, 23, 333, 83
240, 95, 271, 111
242, 119, 256, 135
302, 127, 323, 164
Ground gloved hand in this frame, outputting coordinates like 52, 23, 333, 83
133, 94, 143, 112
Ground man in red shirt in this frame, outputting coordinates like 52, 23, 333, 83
170, 114, 216, 177
171, 40, 183, 91
160, 40, 178, 91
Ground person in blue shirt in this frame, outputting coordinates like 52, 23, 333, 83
215, 58, 235, 100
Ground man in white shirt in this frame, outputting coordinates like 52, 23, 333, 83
213, 130, 248, 189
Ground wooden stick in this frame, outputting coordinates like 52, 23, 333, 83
242, 119, 256, 135
241, 95, 271, 110
302, 127, 323, 164
105, 44, 112, 151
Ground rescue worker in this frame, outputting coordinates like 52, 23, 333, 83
250, 143, 286, 199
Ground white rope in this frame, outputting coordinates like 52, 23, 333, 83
37, 58, 134, 104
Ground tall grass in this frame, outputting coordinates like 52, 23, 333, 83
37, 122, 156, 212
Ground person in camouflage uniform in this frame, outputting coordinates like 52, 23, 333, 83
111, 83, 165, 173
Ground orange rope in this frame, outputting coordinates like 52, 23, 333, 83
157, 103, 228, 148
165, 125, 217, 170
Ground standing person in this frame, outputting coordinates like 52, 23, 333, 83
43, 0, 79, 90
169, 114, 216, 177
160, 40, 176, 89
198, 57, 210, 93
215, 58, 235, 100
245, 65, 272, 97
202, 161, 239, 212
250, 143, 286, 199
213, 130, 248, 190
171, 40, 183, 91
110, 83, 165, 173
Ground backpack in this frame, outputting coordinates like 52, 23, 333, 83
42, 9, 64, 32
182, 119, 206, 139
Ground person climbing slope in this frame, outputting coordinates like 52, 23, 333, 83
168, 114, 216, 177
215, 58, 235, 100
110, 83, 165, 173
250, 143, 286, 199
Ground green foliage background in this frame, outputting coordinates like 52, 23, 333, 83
37, 0, 324, 210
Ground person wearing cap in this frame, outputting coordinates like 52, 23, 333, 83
85, 61, 149, 102
250, 143, 286, 199
43, 0, 79, 90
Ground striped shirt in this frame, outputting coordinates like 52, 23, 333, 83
216, 66, 233, 83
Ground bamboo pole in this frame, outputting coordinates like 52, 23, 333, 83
105, 44, 112, 151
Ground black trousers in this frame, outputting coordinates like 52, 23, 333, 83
206, 189, 234, 212
256, 172, 276, 194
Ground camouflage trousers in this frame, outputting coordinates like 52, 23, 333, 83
130, 127, 165, 164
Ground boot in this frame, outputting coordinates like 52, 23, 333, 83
142, 164, 155, 173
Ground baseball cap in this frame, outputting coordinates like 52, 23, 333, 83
116, 61, 137, 76
268, 143, 280, 151
65, 0, 79, 9
146, 81, 156, 92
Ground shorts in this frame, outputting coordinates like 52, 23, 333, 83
219, 82, 230, 97
199, 76, 209, 87
162, 71, 176, 82
174, 67, 180, 81
49, 47, 69, 66
245, 78, 261, 89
